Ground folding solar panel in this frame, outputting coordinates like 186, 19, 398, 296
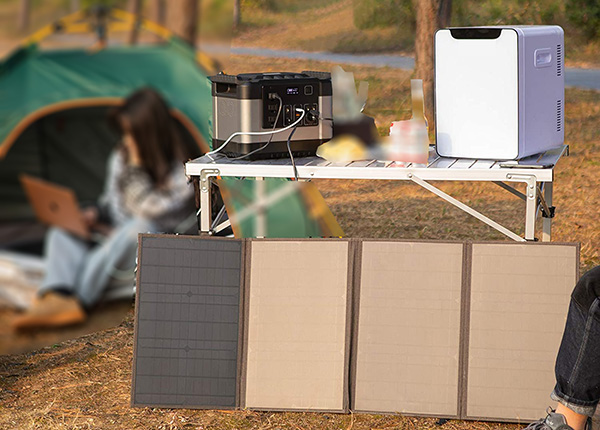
130, 236, 580, 420
242, 239, 351, 411
132, 235, 244, 409
353, 241, 464, 416
466, 243, 578, 421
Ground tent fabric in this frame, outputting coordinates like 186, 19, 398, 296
0, 38, 212, 157
0, 107, 118, 220
0, 38, 211, 222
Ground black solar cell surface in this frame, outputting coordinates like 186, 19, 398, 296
132, 235, 243, 408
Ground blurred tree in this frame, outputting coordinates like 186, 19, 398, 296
167, 0, 200, 46
414, 0, 451, 130
233, 0, 241, 30
438, 0, 452, 27
18, 0, 31, 32
71, 0, 81, 12
566, 0, 600, 40
128, 0, 143, 44
151, 0, 167, 26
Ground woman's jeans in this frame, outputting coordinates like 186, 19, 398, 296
39, 218, 156, 309
552, 266, 600, 417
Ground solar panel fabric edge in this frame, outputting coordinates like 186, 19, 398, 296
131, 234, 244, 409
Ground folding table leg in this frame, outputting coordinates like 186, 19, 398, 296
199, 179, 212, 235
542, 182, 553, 242
199, 169, 219, 235
255, 177, 266, 238
524, 180, 537, 241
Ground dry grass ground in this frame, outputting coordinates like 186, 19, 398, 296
1, 54, 598, 429
0, 311, 522, 430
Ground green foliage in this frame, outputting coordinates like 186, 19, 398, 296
566, 0, 600, 40
81, 0, 125, 7
352, 0, 414, 30
453, 0, 564, 26
242, 0, 338, 13
329, 28, 414, 53
242, 0, 278, 11
200, 0, 234, 38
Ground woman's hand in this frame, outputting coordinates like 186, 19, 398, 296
81, 207, 99, 228
81, 207, 113, 236
122, 133, 142, 167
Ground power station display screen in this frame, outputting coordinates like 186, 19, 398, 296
286, 87, 299, 95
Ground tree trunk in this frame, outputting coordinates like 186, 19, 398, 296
233, 0, 241, 31
167, 0, 199, 47
181, 0, 199, 47
414, 0, 451, 131
18, 0, 31, 33
151, 0, 166, 26
438, 0, 452, 28
70, 0, 80, 13
150, 0, 166, 42
128, 0, 143, 45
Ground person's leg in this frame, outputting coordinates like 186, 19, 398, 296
12, 228, 90, 330
549, 266, 600, 429
38, 227, 90, 296
555, 404, 589, 430
73, 217, 156, 309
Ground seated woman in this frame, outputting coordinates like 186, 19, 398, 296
12, 88, 197, 330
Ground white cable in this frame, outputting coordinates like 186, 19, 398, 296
206, 107, 306, 160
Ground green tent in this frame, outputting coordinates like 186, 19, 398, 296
0, 8, 342, 249
0, 38, 212, 221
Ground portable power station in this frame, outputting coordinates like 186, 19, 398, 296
210, 71, 333, 159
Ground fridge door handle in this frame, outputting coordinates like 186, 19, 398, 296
534, 48, 552, 68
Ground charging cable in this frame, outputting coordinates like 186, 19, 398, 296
206, 104, 306, 160
286, 125, 299, 181
232, 96, 283, 161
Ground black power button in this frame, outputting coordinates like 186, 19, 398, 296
304, 85, 313, 96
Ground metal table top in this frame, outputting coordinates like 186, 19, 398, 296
185, 146, 568, 183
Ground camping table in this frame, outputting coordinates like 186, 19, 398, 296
185, 145, 568, 242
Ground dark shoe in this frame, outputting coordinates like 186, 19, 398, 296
524, 410, 591, 430
11, 291, 86, 331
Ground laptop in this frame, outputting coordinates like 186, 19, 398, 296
20, 174, 90, 240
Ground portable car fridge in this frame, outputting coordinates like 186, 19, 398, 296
435, 26, 564, 160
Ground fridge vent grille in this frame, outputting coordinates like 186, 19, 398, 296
556, 100, 562, 132
557, 44, 563, 77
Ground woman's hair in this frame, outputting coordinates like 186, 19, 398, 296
110, 87, 192, 186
